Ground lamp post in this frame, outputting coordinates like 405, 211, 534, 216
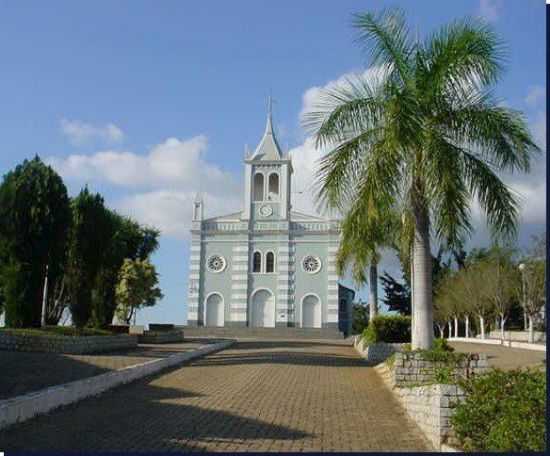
518, 263, 527, 331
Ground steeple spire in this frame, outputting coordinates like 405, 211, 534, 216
249, 95, 282, 160
265, 95, 273, 135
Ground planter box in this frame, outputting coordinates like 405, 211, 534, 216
137, 329, 184, 344
148, 324, 175, 331
0, 332, 137, 354
353, 337, 403, 363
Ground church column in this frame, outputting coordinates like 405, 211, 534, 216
276, 241, 294, 327
187, 230, 202, 326
230, 243, 249, 327
325, 243, 339, 329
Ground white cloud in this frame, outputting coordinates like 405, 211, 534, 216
115, 190, 241, 240
47, 135, 242, 239
60, 118, 125, 145
525, 85, 546, 108
478, 0, 502, 22
48, 135, 237, 192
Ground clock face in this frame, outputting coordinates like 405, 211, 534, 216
259, 204, 273, 217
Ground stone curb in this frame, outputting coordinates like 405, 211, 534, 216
450, 337, 546, 352
0, 339, 234, 430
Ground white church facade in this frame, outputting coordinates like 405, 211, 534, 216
186, 103, 354, 335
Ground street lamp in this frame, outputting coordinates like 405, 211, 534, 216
518, 263, 527, 331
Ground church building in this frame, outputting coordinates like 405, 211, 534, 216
186, 102, 353, 336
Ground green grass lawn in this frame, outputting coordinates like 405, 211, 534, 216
0, 326, 114, 337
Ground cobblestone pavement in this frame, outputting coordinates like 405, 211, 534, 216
0, 340, 433, 452
0, 341, 207, 400
449, 341, 546, 370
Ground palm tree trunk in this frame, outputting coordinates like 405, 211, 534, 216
465, 315, 469, 338
368, 264, 378, 321
411, 205, 433, 350
528, 315, 534, 343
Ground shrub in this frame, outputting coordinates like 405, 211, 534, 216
452, 368, 546, 452
431, 337, 454, 352
362, 315, 411, 345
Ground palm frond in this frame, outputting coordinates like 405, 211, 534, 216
352, 8, 414, 84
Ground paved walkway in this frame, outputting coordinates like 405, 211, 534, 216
0, 341, 207, 400
0, 340, 432, 452
449, 341, 546, 371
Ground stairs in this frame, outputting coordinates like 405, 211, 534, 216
178, 326, 345, 340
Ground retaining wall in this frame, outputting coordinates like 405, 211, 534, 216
0, 332, 137, 354
390, 351, 489, 387
0, 339, 234, 430
375, 362, 465, 450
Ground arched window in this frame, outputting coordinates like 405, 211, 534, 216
268, 173, 279, 200
253, 251, 262, 273
253, 173, 264, 201
266, 252, 275, 273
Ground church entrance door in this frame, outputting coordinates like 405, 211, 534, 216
302, 294, 321, 328
251, 289, 275, 328
205, 293, 224, 327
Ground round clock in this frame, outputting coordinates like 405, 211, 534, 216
259, 205, 273, 217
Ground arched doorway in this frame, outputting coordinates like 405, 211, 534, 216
302, 294, 321, 328
251, 289, 275, 328
205, 293, 224, 327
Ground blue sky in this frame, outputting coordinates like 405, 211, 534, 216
0, 0, 545, 325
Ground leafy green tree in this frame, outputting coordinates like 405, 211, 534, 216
115, 258, 163, 324
66, 188, 114, 327
380, 271, 411, 315
351, 300, 370, 334
518, 259, 545, 343
0, 157, 71, 327
91, 213, 159, 328
303, 9, 538, 348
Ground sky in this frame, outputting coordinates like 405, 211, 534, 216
0, 0, 545, 325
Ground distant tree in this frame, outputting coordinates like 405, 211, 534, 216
66, 188, 115, 327
115, 258, 163, 324
0, 157, 71, 327
479, 249, 519, 339
91, 214, 160, 328
351, 300, 370, 334
518, 259, 545, 343
380, 272, 411, 315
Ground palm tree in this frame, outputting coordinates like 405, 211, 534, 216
303, 9, 539, 349
336, 196, 398, 321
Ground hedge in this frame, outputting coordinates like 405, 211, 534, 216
451, 368, 546, 452
361, 315, 411, 345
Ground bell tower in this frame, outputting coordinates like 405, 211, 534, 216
242, 97, 293, 222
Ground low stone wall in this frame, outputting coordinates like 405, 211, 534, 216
486, 330, 545, 343
0, 332, 137, 354
137, 330, 184, 344
375, 362, 465, 450
0, 339, 234, 430
390, 351, 488, 387
451, 336, 546, 352
353, 336, 403, 364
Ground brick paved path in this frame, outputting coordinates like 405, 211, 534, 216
0, 341, 206, 400
0, 340, 432, 452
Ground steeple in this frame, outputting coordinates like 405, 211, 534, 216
249, 96, 283, 160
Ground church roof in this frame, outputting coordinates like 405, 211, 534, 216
249, 97, 283, 161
